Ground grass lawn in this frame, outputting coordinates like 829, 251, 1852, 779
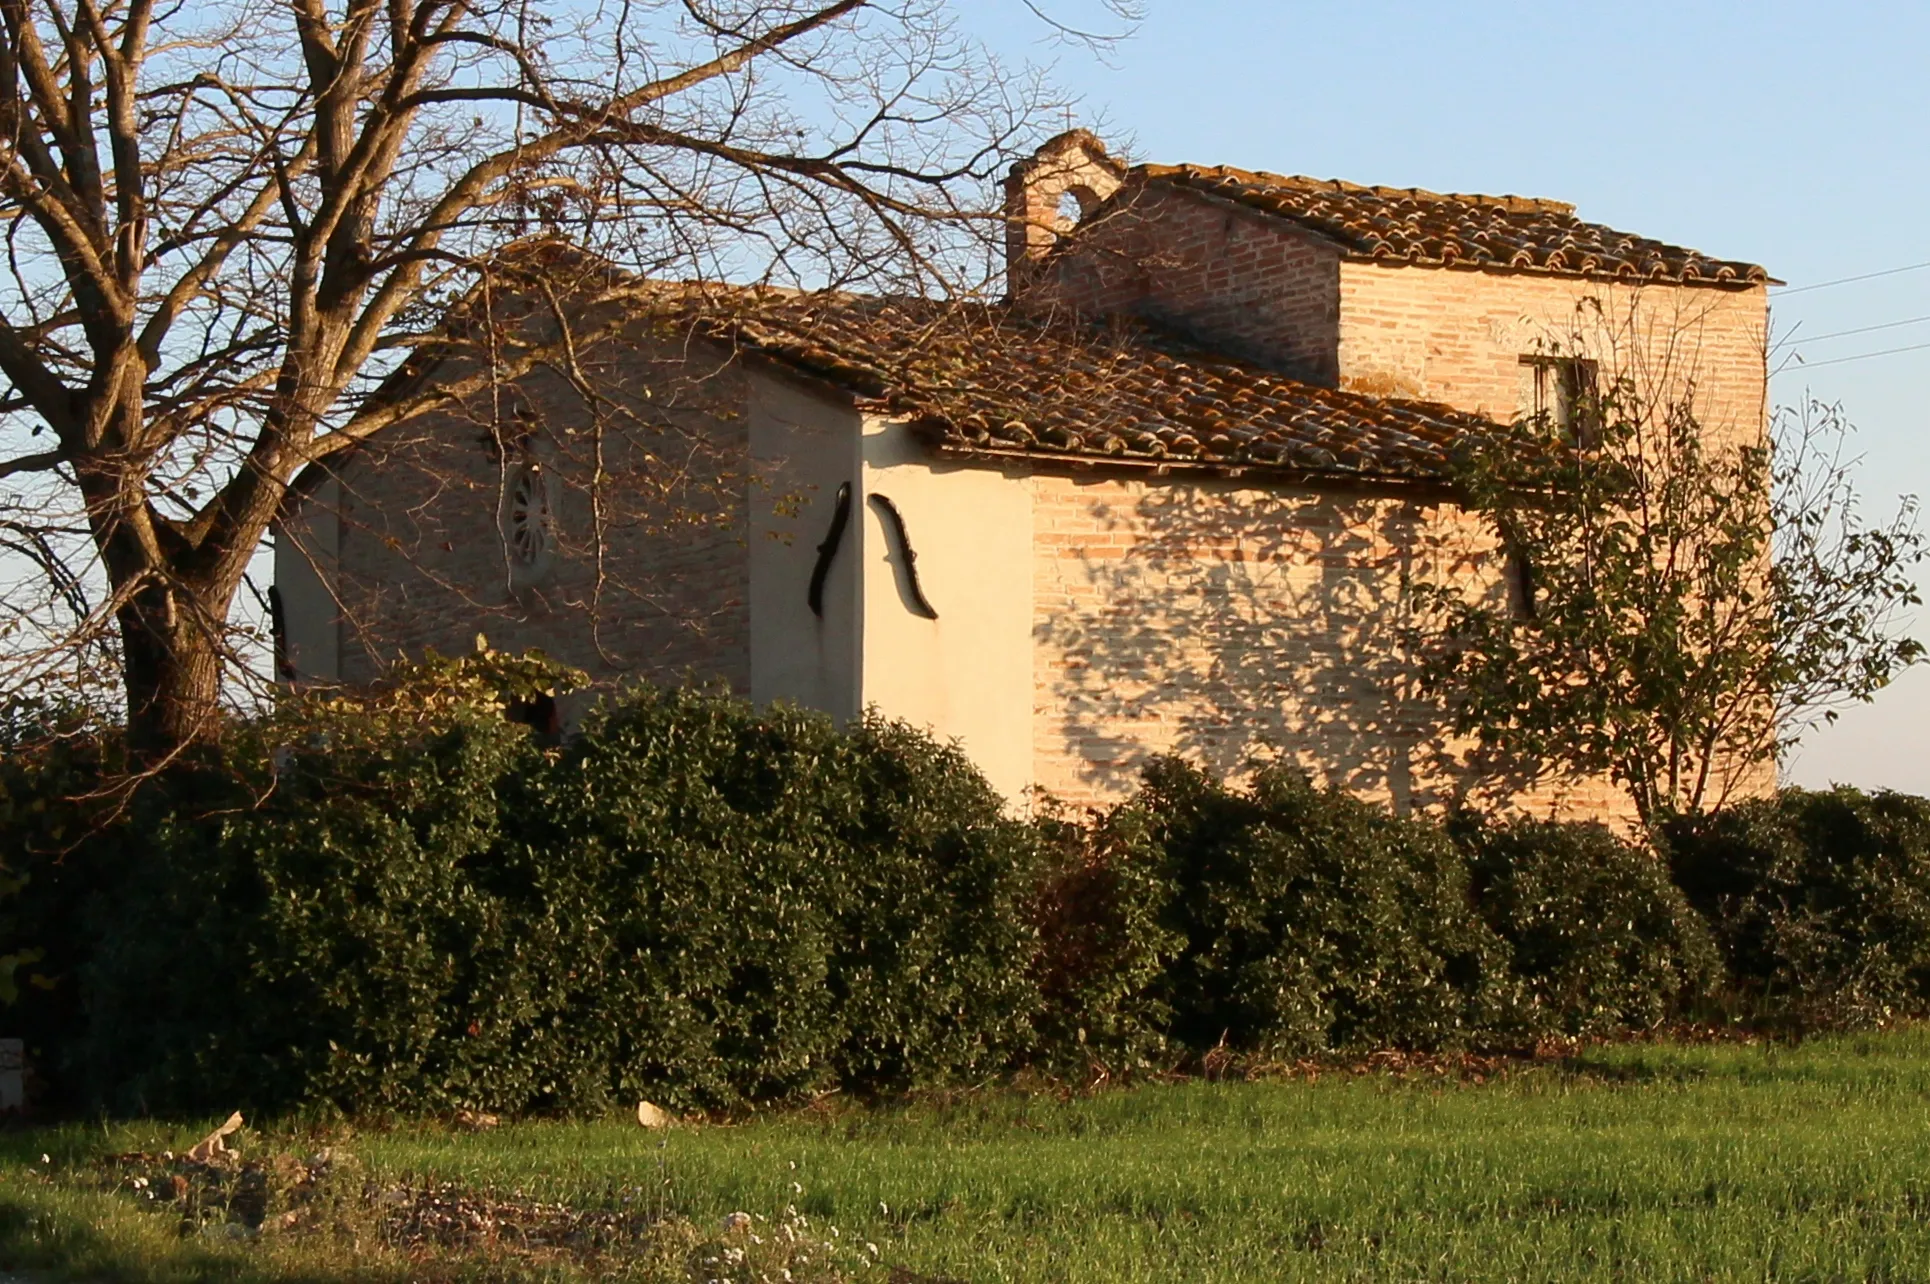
9, 1030, 1930, 1282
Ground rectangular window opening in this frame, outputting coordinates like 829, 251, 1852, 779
1518, 355, 1600, 444
1505, 545, 1538, 621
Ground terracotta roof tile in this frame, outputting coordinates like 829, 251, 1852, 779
1137, 164, 1769, 285
680, 294, 1492, 482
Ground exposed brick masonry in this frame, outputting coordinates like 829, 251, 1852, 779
1024, 160, 1772, 821
330, 332, 755, 692
1037, 177, 1344, 384
302, 135, 1774, 830
1026, 468, 1664, 826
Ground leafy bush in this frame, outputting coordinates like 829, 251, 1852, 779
1453, 815, 1719, 1038
32, 649, 1930, 1120
53, 653, 1048, 1116
1130, 758, 1522, 1057
75, 653, 553, 1116
1667, 787, 1930, 1026
513, 687, 1046, 1111
1027, 801, 1177, 1073
0, 697, 126, 1095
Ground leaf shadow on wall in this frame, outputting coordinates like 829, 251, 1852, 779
1031, 477, 1529, 812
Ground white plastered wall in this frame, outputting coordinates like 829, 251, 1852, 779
272, 476, 342, 685
746, 373, 1037, 802
748, 372, 863, 720
857, 416, 1035, 802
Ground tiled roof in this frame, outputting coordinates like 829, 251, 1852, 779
1137, 164, 1769, 286
683, 294, 1492, 482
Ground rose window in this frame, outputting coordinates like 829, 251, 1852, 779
506, 463, 550, 567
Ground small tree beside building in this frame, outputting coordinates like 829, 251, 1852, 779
1409, 357, 1923, 827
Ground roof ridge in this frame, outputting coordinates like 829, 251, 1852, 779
1138, 163, 1576, 216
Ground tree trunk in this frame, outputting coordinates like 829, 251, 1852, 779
119, 586, 226, 760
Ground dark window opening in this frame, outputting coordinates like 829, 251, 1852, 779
268, 584, 296, 683
506, 692, 562, 739
1520, 355, 1599, 443
1506, 545, 1538, 621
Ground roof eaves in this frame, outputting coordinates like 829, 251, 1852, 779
913, 431, 1459, 494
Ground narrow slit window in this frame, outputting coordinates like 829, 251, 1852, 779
1506, 545, 1538, 621
1518, 355, 1600, 443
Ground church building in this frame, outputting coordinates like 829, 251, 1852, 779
274, 131, 1772, 821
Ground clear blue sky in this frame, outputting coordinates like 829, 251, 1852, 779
978, 0, 1930, 792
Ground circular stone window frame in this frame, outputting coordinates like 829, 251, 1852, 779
498, 439, 561, 594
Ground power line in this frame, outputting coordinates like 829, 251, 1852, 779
1787, 313, 1930, 345
1774, 260, 1930, 296
1784, 338, 1930, 370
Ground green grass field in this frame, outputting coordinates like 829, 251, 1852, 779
11, 1031, 1930, 1282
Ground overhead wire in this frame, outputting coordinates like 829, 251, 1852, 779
1783, 339, 1930, 371
1780, 313, 1930, 346
1769, 257, 1930, 368
1773, 260, 1930, 296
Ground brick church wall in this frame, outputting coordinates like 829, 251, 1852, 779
1035, 176, 1343, 383
1026, 467, 1665, 825
1038, 180, 1769, 456
327, 330, 755, 692
1336, 262, 1770, 453
1334, 264, 1777, 811
1026, 182, 1773, 822
303, 167, 1773, 827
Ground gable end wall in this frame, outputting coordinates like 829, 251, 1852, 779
1337, 263, 1770, 449
321, 331, 757, 693
1034, 179, 1343, 383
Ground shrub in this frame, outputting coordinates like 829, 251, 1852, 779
1130, 758, 1521, 1058
1027, 801, 1177, 1073
1453, 815, 1719, 1038
75, 655, 551, 1116
0, 697, 129, 1105
821, 716, 1045, 1091
519, 688, 1047, 1111
1667, 787, 1930, 1027
40, 651, 1930, 1118
55, 655, 1048, 1116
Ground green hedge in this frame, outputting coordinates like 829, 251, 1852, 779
0, 698, 119, 1059
1027, 802, 1177, 1071
62, 657, 558, 1115
11, 656, 1930, 1117
1667, 788, 1930, 1027
1455, 815, 1719, 1038
504, 687, 1045, 1110
1026, 764, 1733, 1066
29, 654, 1047, 1117
1127, 759, 1524, 1057
80, 694, 541, 1116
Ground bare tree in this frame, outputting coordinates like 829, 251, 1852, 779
0, 0, 1134, 756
